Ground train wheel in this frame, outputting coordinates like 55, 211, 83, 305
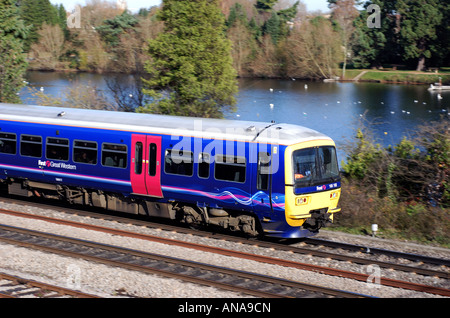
182, 206, 204, 230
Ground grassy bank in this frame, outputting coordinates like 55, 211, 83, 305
344, 68, 450, 85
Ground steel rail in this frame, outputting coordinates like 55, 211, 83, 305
0, 272, 98, 298
0, 224, 366, 298
305, 237, 450, 267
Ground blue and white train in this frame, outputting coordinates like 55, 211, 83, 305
0, 103, 341, 238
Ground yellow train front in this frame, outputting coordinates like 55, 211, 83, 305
257, 125, 341, 239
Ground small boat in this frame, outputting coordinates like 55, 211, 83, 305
428, 84, 450, 91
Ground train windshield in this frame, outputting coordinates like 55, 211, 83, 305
293, 146, 340, 188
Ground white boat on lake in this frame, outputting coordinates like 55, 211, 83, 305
428, 84, 450, 91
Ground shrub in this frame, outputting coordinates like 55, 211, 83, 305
337, 117, 450, 246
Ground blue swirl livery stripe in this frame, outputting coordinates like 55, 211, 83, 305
162, 185, 285, 209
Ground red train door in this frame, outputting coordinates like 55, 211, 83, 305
131, 134, 163, 198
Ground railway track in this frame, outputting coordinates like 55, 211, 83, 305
0, 272, 98, 298
0, 207, 449, 297
0, 223, 367, 298
304, 237, 450, 267
1, 195, 448, 270
0, 205, 447, 278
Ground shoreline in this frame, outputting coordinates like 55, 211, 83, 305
26, 68, 450, 86
342, 69, 450, 86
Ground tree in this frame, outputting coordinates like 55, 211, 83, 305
330, 0, 359, 78
351, 8, 386, 68
0, 0, 28, 103
351, 0, 403, 68
285, 17, 343, 79
56, 4, 69, 40
276, 0, 300, 21
227, 2, 245, 27
397, 0, 443, 71
248, 34, 281, 77
226, 6, 257, 77
140, 0, 238, 118
431, 1, 450, 66
29, 23, 65, 70
19, 0, 59, 50
96, 11, 139, 48
265, 10, 281, 44
255, 0, 278, 12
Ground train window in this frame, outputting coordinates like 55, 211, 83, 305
0, 133, 16, 155
215, 155, 246, 183
74, 140, 97, 165
292, 148, 317, 185
317, 146, 340, 180
135, 142, 143, 174
46, 137, 69, 161
20, 135, 42, 158
292, 146, 340, 189
257, 152, 271, 191
198, 153, 210, 179
149, 143, 157, 177
164, 149, 193, 176
102, 143, 127, 168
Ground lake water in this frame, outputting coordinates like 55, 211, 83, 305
19, 71, 450, 161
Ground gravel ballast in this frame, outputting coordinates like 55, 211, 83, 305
0, 200, 448, 298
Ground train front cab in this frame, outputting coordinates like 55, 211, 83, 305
283, 140, 341, 238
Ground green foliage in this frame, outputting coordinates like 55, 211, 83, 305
418, 118, 450, 207
277, 1, 299, 21
344, 118, 450, 207
139, 0, 238, 118
351, 7, 386, 68
19, 0, 59, 51
338, 181, 450, 246
0, 0, 28, 103
264, 11, 281, 44
227, 3, 248, 28
255, 0, 278, 12
397, 0, 443, 70
352, 0, 449, 70
342, 128, 385, 180
393, 137, 419, 159
339, 118, 450, 245
96, 11, 139, 48
228, 0, 299, 48
56, 4, 69, 40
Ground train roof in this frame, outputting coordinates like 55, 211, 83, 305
0, 103, 333, 146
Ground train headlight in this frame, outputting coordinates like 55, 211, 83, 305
330, 191, 339, 200
295, 196, 309, 206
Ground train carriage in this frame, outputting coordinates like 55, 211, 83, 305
0, 103, 341, 238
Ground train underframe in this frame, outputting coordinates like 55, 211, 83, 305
4, 178, 261, 237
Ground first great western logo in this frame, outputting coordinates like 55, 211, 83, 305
38, 160, 77, 171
